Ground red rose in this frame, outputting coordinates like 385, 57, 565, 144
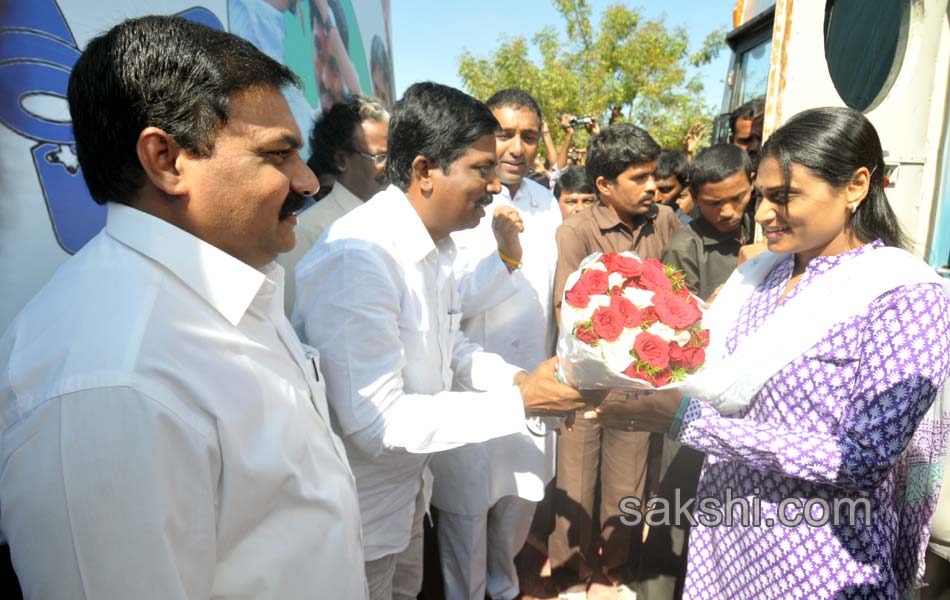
602, 253, 644, 278
690, 328, 710, 348
682, 346, 705, 370
623, 361, 650, 382
610, 295, 642, 328
653, 291, 703, 330
638, 263, 673, 294
640, 306, 659, 327
591, 306, 625, 341
581, 269, 610, 295
624, 276, 647, 290
565, 278, 591, 308
675, 286, 696, 304
668, 342, 689, 368
574, 322, 599, 345
644, 258, 666, 272
651, 368, 673, 387
633, 332, 670, 370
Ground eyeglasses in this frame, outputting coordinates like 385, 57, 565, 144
354, 150, 387, 166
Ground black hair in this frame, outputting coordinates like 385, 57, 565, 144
758, 106, 907, 249
688, 144, 753, 195
387, 82, 499, 191
554, 166, 595, 199
585, 123, 661, 187
308, 95, 389, 176
729, 97, 765, 134
655, 149, 690, 186
485, 88, 542, 127
67, 15, 297, 205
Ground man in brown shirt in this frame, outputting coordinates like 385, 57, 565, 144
550, 124, 680, 599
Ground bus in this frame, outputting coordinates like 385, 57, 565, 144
714, 0, 950, 268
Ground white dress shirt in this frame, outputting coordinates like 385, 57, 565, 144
293, 185, 529, 561
0, 204, 367, 599
430, 179, 562, 515
278, 181, 364, 315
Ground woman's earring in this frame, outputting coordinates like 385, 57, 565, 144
849, 202, 858, 214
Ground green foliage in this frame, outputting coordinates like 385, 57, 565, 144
457, 1, 727, 151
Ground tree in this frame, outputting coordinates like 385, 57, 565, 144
457, 0, 726, 151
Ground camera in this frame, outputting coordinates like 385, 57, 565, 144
569, 116, 593, 127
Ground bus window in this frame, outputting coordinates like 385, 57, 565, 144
740, 0, 777, 24
738, 38, 772, 105
824, 0, 909, 111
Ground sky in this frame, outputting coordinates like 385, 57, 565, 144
390, 0, 737, 114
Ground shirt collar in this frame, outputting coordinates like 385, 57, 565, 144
692, 212, 753, 246
378, 185, 442, 264
328, 181, 364, 213
591, 200, 657, 233
105, 203, 267, 326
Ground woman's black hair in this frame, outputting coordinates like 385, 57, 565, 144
758, 106, 907, 249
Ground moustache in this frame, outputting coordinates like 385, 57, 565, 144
279, 191, 307, 221
639, 192, 655, 203
475, 195, 493, 208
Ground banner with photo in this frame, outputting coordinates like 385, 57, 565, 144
0, 0, 394, 331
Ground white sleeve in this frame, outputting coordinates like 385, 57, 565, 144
295, 246, 526, 458
454, 242, 519, 317
0, 387, 219, 599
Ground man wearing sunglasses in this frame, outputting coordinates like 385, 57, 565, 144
279, 94, 389, 313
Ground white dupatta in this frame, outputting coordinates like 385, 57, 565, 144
682, 245, 950, 417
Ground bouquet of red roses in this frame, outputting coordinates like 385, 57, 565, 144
556, 251, 709, 389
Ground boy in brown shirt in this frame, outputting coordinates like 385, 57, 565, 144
550, 124, 680, 598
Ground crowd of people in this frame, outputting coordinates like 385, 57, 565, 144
1, 15, 949, 600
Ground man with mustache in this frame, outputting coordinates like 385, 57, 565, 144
0, 16, 368, 598
279, 95, 390, 314
729, 97, 765, 163
293, 82, 587, 600
551, 123, 681, 599
428, 88, 563, 600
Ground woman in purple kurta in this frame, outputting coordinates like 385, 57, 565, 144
601, 108, 950, 599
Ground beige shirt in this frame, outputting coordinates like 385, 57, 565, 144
279, 182, 364, 314
554, 201, 682, 309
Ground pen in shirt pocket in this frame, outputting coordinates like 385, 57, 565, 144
305, 352, 320, 382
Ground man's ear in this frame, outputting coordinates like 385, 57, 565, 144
334, 150, 349, 174
136, 127, 187, 196
412, 155, 434, 193
595, 175, 612, 198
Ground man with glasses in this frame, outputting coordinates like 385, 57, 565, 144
279, 94, 389, 313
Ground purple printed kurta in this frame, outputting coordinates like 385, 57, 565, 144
676, 242, 950, 599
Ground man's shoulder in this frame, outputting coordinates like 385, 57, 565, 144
298, 189, 353, 234
662, 220, 703, 257
1, 237, 215, 429
522, 178, 556, 203
654, 203, 681, 227
557, 204, 599, 233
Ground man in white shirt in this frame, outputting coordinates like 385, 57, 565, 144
278, 95, 390, 314
430, 88, 562, 600
0, 16, 366, 599
293, 82, 587, 600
